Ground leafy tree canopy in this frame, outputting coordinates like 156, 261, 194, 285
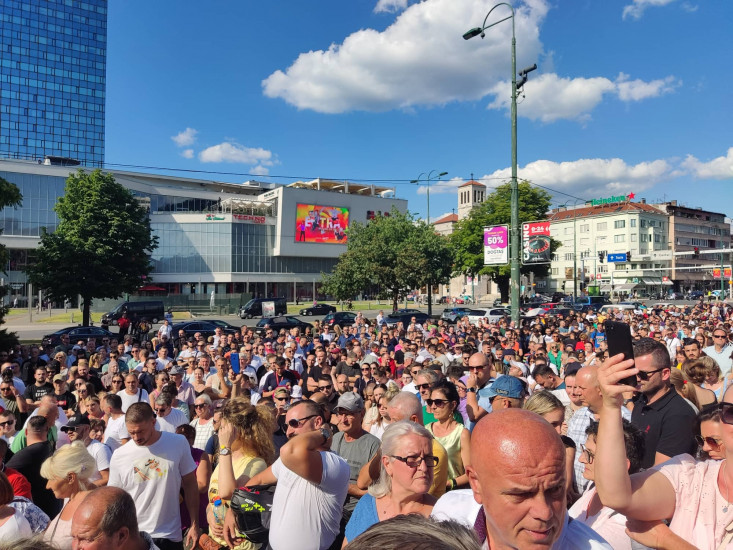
27, 169, 158, 325
0, 177, 23, 349
451, 181, 556, 300
322, 208, 454, 310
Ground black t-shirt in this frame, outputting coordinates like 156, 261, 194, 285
23, 382, 54, 402
7, 441, 60, 517
53, 390, 77, 410
262, 370, 298, 393
334, 361, 360, 379
631, 387, 697, 469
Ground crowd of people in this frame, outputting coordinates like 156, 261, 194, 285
0, 298, 731, 548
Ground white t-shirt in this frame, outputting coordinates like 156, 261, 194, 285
431, 489, 612, 550
269, 451, 350, 550
117, 388, 149, 413
155, 407, 188, 433
103, 414, 130, 452
86, 439, 112, 482
108, 431, 196, 541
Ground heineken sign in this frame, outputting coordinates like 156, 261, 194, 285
590, 192, 635, 206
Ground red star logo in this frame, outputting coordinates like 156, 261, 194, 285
627, 192, 636, 200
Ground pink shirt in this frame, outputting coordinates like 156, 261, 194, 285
654, 454, 733, 550
569, 486, 631, 550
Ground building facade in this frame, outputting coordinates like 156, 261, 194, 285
0, 160, 405, 303
0, 0, 107, 166
547, 200, 672, 297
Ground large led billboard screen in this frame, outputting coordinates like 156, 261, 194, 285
295, 204, 349, 244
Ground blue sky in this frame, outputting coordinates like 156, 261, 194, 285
105, 0, 733, 221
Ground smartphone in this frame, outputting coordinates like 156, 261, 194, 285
604, 321, 637, 387
230, 352, 240, 375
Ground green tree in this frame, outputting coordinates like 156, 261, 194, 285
0, 177, 23, 350
27, 169, 158, 326
322, 208, 454, 311
451, 181, 556, 301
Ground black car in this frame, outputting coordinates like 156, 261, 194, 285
198, 319, 242, 332
384, 312, 431, 328
171, 321, 239, 340
321, 311, 370, 328
299, 303, 337, 316
42, 326, 116, 347
254, 316, 312, 336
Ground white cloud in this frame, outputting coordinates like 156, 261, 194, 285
487, 72, 679, 122
171, 128, 198, 147
250, 164, 270, 176
622, 0, 678, 20
681, 148, 733, 180
374, 0, 409, 13
198, 142, 274, 166
180, 149, 194, 159
262, 0, 549, 113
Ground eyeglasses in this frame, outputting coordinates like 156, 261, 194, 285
468, 365, 486, 371
274, 397, 289, 402
580, 444, 595, 464
0, 420, 14, 427
714, 334, 727, 339
361, 368, 370, 372
390, 454, 438, 468
636, 367, 667, 381
720, 402, 733, 425
318, 384, 333, 391
695, 435, 723, 448
426, 398, 450, 408
154, 407, 168, 413
194, 403, 207, 409
111, 380, 123, 384
416, 383, 432, 391
0, 387, 12, 392
287, 414, 318, 428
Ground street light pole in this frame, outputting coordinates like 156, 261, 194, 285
464, 3, 535, 327
411, 170, 448, 317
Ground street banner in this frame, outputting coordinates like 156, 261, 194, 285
522, 221, 552, 265
483, 226, 508, 265
713, 267, 732, 280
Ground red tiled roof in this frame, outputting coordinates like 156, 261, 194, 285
433, 213, 458, 225
458, 179, 486, 188
547, 201, 664, 221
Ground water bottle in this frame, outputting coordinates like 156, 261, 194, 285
212, 499, 225, 526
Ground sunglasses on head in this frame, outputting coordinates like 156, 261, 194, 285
719, 402, 733, 425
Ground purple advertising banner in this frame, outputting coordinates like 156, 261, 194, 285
484, 226, 509, 265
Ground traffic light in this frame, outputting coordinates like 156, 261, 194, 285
626, 250, 631, 261
598, 252, 605, 263
693, 247, 699, 258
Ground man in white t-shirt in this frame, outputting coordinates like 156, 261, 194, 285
153, 394, 188, 433
101, 393, 129, 452
108, 402, 199, 548
431, 409, 611, 549
117, 372, 150, 413
223, 400, 350, 550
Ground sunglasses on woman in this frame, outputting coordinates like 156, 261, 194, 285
426, 398, 450, 408
719, 402, 733, 425
695, 435, 723, 448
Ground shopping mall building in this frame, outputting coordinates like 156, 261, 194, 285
0, 158, 406, 302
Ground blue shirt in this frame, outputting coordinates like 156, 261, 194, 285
344, 493, 378, 542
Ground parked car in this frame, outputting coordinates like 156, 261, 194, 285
544, 306, 575, 318
298, 303, 337, 316
43, 326, 116, 347
102, 300, 165, 326
384, 312, 431, 328
171, 321, 239, 340
440, 307, 473, 323
198, 319, 242, 331
465, 308, 510, 325
254, 316, 312, 336
686, 290, 704, 301
573, 296, 611, 308
322, 311, 367, 329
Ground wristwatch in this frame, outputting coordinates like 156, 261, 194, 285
320, 427, 331, 444
466, 387, 477, 393
219, 447, 232, 456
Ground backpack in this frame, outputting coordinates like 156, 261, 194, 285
229, 484, 276, 544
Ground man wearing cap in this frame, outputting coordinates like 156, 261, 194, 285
169, 366, 195, 410
485, 375, 526, 410
330, 392, 380, 531
62, 414, 112, 486
51, 373, 76, 412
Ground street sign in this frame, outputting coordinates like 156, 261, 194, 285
607, 253, 627, 263
483, 226, 509, 265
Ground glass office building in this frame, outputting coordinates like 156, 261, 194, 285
0, 0, 107, 166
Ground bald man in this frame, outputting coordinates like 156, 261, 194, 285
432, 409, 611, 549
566, 367, 631, 494
72, 486, 159, 549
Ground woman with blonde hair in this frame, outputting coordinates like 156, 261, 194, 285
40, 441, 96, 549
204, 397, 275, 549
669, 368, 700, 413
682, 359, 718, 407
701, 355, 726, 400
